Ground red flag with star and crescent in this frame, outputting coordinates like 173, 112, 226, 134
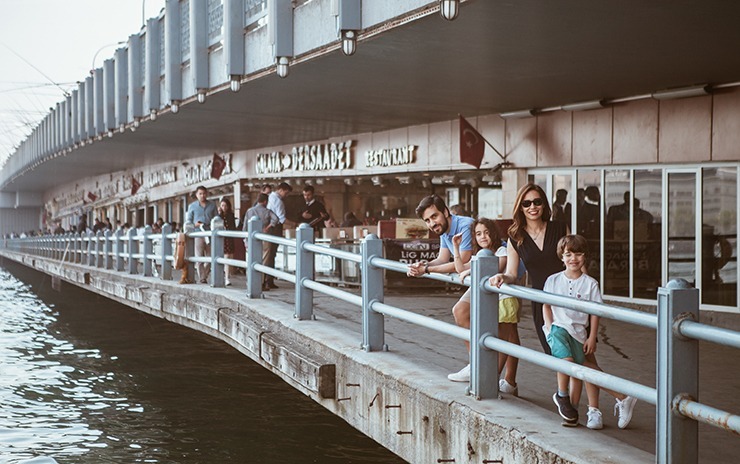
459, 115, 485, 169
131, 176, 141, 195
211, 153, 226, 180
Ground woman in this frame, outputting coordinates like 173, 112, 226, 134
218, 198, 237, 286
489, 183, 568, 354
447, 218, 522, 395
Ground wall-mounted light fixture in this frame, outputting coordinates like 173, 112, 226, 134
500, 109, 536, 119
197, 90, 206, 104
230, 76, 241, 92
170, 101, 180, 114
341, 30, 357, 56
119, 124, 125, 134
561, 100, 605, 111
150, 109, 157, 121
652, 84, 709, 100
107, 130, 114, 138
440, 0, 460, 20
133, 118, 141, 128
276, 57, 290, 78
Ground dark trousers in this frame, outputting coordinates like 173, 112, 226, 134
532, 302, 552, 355
263, 223, 283, 285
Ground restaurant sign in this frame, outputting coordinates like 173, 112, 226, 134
365, 145, 417, 168
255, 141, 353, 175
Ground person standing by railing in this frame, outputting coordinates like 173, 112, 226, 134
489, 183, 567, 355
218, 198, 237, 287
264, 182, 292, 289
245, 193, 280, 291
185, 185, 217, 284
543, 234, 637, 429
447, 218, 522, 395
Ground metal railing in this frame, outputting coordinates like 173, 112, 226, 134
3, 216, 739, 464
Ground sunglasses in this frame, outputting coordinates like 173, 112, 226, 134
521, 198, 544, 208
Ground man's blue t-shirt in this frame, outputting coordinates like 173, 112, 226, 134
439, 214, 474, 257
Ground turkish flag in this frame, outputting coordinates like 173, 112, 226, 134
459, 115, 485, 169
131, 176, 141, 195
211, 153, 226, 180
87, 191, 97, 202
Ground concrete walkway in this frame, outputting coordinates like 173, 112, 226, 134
229, 273, 739, 463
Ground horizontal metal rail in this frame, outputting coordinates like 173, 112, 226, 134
302, 279, 363, 306
253, 263, 296, 284
481, 335, 656, 404
303, 242, 362, 263
370, 301, 469, 341
218, 257, 247, 269
678, 319, 740, 349
675, 396, 740, 435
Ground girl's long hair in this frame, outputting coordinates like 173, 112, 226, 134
471, 217, 503, 254
509, 183, 552, 246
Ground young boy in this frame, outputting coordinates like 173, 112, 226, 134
543, 234, 637, 429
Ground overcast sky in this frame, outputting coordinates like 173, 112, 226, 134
0, 0, 166, 165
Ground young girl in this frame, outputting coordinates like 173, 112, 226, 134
447, 218, 521, 395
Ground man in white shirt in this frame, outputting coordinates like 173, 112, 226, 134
264, 182, 292, 289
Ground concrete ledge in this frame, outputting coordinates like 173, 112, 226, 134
0, 251, 654, 464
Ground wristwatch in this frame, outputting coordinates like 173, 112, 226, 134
424, 262, 430, 274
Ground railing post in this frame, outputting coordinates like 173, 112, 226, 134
86, 231, 94, 266
656, 278, 699, 464
246, 217, 263, 298
72, 232, 79, 263
361, 234, 386, 351
294, 223, 314, 320
184, 222, 196, 282
161, 223, 173, 280
114, 228, 124, 271
127, 227, 138, 275
469, 249, 499, 400
95, 230, 103, 268
210, 216, 225, 287
143, 225, 153, 277
104, 230, 112, 269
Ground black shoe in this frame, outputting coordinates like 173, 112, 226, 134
268, 282, 279, 289
552, 393, 578, 422
262, 284, 271, 291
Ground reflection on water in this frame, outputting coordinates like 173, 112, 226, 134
0, 265, 404, 463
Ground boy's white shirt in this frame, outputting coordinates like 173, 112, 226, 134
543, 271, 602, 343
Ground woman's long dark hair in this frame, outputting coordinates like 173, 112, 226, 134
471, 217, 503, 254
509, 183, 552, 246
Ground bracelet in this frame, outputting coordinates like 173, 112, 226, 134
424, 262, 430, 274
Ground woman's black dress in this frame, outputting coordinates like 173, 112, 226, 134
510, 220, 567, 354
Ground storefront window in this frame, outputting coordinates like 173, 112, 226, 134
478, 188, 503, 219
604, 170, 630, 296
552, 174, 573, 230
633, 169, 662, 299
702, 167, 737, 306
667, 172, 696, 284
577, 170, 602, 282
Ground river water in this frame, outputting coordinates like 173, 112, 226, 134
0, 264, 405, 463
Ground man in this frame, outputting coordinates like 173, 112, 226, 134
185, 185, 218, 284
301, 184, 329, 230
244, 193, 279, 291
264, 182, 293, 288
552, 189, 571, 225
407, 194, 474, 277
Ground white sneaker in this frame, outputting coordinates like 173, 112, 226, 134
225, 280, 232, 287
447, 364, 470, 382
587, 407, 603, 430
614, 396, 637, 429
499, 379, 519, 396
